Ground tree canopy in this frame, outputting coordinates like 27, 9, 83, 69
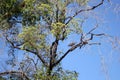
0, 0, 109, 80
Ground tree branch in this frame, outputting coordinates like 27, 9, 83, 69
53, 42, 83, 67
53, 28, 106, 66
65, 0, 104, 25
26, 57, 38, 71
88, 42, 101, 45
5, 35, 48, 67
0, 71, 30, 80
86, 33, 105, 41
85, 24, 99, 36
49, 39, 59, 75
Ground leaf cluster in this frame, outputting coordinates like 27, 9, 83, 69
18, 26, 46, 50
51, 22, 65, 39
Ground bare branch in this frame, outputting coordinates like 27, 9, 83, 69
53, 42, 83, 67
81, 23, 107, 42
65, 0, 104, 25
86, 33, 105, 41
88, 42, 101, 45
0, 71, 30, 80
53, 28, 106, 66
85, 24, 99, 36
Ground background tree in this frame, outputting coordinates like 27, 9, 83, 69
0, 0, 117, 80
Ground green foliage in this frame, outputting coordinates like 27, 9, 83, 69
0, 0, 23, 19
51, 22, 65, 39
66, 0, 89, 6
68, 18, 83, 34
38, 4, 52, 15
0, 19, 10, 30
22, 0, 38, 25
0, 76, 5, 80
0, 0, 24, 30
53, 70, 78, 80
22, 0, 53, 25
18, 26, 46, 50
34, 66, 78, 80
0, 0, 15, 29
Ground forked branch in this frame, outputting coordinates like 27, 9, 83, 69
54, 25, 106, 67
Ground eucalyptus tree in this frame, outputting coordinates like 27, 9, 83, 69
0, 0, 107, 80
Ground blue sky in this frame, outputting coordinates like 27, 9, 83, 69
62, 0, 120, 80
0, 0, 120, 80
